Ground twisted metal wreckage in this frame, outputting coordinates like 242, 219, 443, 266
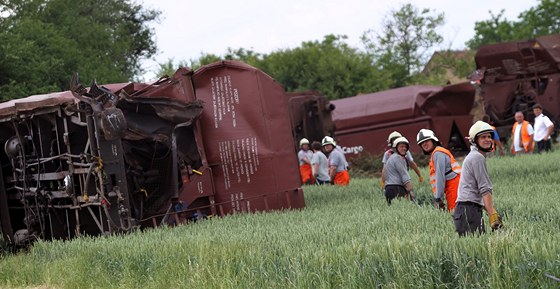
0, 61, 305, 247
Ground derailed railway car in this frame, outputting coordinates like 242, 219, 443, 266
286, 91, 336, 145
470, 34, 560, 139
331, 82, 476, 158
0, 61, 305, 247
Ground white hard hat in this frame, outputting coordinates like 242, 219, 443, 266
387, 131, 402, 146
392, 136, 409, 148
468, 120, 494, 141
416, 129, 439, 145
299, 138, 310, 146
322, 136, 335, 147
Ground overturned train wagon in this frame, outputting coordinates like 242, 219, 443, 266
471, 33, 560, 139
286, 91, 336, 145
0, 60, 305, 246
331, 82, 476, 158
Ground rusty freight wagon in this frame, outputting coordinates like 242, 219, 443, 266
0, 61, 304, 247
286, 91, 336, 145
330, 82, 476, 158
469, 34, 560, 139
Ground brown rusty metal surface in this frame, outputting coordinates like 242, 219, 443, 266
475, 34, 560, 80
331, 83, 474, 157
472, 34, 560, 136
0, 61, 305, 246
286, 90, 336, 144
190, 60, 305, 214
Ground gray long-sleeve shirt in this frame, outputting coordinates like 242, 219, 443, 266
384, 153, 411, 187
456, 146, 493, 206
432, 151, 458, 199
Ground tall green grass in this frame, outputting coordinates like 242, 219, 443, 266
0, 151, 559, 288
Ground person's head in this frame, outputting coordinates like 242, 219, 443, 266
514, 111, 525, 123
416, 129, 440, 155
387, 131, 402, 147
392, 136, 409, 156
468, 121, 494, 152
311, 141, 322, 152
533, 103, 543, 117
322, 136, 335, 153
299, 138, 310, 150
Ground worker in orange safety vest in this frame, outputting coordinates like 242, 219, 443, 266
417, 129, 461, 211
510, 111, 534, 155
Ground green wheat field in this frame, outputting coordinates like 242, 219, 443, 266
0, 151, 559, 288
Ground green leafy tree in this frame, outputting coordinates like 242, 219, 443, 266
362, 3, 445, 87
466, 10, 518, 49
467, 0, 560, 49
0, 0, 159, 100
258, 35, 388, 99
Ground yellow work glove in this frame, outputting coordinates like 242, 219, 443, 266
379, 179, 385, 188
489, 211, 503, 231
418, 176, 425, 182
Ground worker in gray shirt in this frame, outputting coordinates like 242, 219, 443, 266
416, 129, 461, 212
310, 141, 330, 185
382, 137, 415, 204
454, 121, 503, 236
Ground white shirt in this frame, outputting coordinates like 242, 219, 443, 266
533, 114, 553, 141
513, 122, 534, 151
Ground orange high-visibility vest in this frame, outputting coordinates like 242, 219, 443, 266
429, 147, 461, 210
511, 120, 534, 153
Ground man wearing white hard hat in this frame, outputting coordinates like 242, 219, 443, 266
382, 136, 415, 204
381, 131, 423, 187
322, 136, 350, 186
453, 121, 503, 236
297, 138, 314, 185
416, 129, 461, 212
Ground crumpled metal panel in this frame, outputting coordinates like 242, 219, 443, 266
472, 34, 560, 137
475, 34, 560, 82
191, 60, 305, 214
0, 61, 306, 246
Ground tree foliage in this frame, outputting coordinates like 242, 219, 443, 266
0, 0, 159, 100
467, 0, 560, 49
362, 3, 445, 87
257, 35, 388, 99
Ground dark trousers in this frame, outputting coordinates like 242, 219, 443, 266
536, 139, 552, 153
315, 179, 331, 185
384, 185, 407, 204
453, 202, 485, 236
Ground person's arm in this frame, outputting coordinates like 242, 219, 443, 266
396, 158, 413, 199
482, 192, 495, 214
545, 124, 555, 141
328, 165, 336, 180
482, 192, 502, 230
433, 153, 447, 200
380, 166, 386, 188
527, 124, 535, 153
409, 161, 423, 181
312, 163, 319, 179
404, 180, 414, 199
